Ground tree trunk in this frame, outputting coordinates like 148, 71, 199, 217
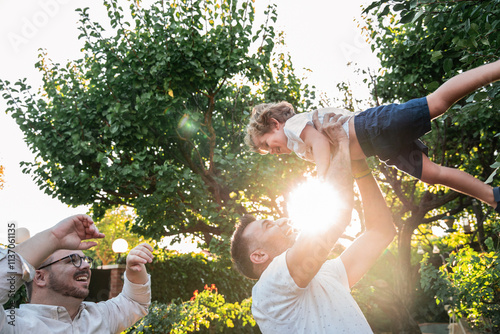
394, 220, 422, 334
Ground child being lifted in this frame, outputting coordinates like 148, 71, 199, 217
245, 60, 500, 214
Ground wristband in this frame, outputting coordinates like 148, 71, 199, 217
353, 169, 372, 180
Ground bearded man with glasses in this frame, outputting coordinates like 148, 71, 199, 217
0, 214, 154, 334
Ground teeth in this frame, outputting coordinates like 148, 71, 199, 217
76, 276, 87, 281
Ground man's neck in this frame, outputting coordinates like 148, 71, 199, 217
31, 295, 83, 320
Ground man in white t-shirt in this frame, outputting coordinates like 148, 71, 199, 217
231, 113, 396, 333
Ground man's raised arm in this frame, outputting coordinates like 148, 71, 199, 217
311, 112, 396, 288
340, 159, 396, 287
13, 214, 105, 268
286, 113, 354, 288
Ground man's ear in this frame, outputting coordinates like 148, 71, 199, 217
250, 249, 269, 265
33, 270, 48, 288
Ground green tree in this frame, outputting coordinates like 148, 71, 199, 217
0, 0, 314, 252
362, 0, 500, 331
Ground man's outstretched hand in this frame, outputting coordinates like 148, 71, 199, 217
49, 214, 105, 251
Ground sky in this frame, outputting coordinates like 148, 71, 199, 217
0, 0, 378, 245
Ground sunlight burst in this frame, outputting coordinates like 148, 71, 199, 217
287, 179, 344, 234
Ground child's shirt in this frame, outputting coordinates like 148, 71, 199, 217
284, 108, 353, 162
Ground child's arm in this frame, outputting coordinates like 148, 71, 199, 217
300, 124, 332, 180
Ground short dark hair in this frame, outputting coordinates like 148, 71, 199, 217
231, 215, 259, 280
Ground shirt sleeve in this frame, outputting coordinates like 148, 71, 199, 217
322, 257, 350, 290
96, 272, 151, 333
0, 248, 36, 332
284, 113, 314, 161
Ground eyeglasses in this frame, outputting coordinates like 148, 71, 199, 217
38, 254, 94, 270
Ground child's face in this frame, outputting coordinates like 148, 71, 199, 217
253, 125, 291, 155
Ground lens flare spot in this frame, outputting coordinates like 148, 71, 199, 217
178, 114, 191, 129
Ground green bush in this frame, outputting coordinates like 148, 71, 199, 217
125, 284, 260, 334
147, 249, 254, 304
420, 241, 500, 332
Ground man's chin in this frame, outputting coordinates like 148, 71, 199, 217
64, 288, 89, 300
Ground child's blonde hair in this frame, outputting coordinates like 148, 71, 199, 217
244, 102, 296, 153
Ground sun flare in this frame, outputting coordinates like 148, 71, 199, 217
287, 179, 345, 234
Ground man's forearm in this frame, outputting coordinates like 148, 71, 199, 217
322, 139, 354, 241
338, 161, 396, 287
287, 138, 353, 288
355, 168, 395, 235
13, 229, 59, 269
327, 139, 353, 208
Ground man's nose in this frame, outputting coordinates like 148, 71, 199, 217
277, 218, 289, 227
80, 260, 91, 269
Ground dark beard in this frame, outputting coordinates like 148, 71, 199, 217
48, 270, 90, 299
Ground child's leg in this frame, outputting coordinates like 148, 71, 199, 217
427, 59, 500, 119
420, 154, 497, 208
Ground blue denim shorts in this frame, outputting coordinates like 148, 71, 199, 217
354, 97, 431, 179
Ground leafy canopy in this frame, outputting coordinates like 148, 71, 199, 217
0, 0, 316, 248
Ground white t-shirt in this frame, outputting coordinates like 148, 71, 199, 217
284, 108, 353, 162
252, 252, 373, 334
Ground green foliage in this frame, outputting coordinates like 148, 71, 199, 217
363, 0, 500, 187
125, 285, 260, 334
148, 249, 254, 304
364, 0, 500, 101
2, 283, 28, 310
487, 152, 500, 184
420, 243, 500, 332
0, 0, 316, 250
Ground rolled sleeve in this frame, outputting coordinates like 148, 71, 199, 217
121, 272, 151, 306
96, 272, 151, 333
0, 248, 36, 333
0, 249, 35, 303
